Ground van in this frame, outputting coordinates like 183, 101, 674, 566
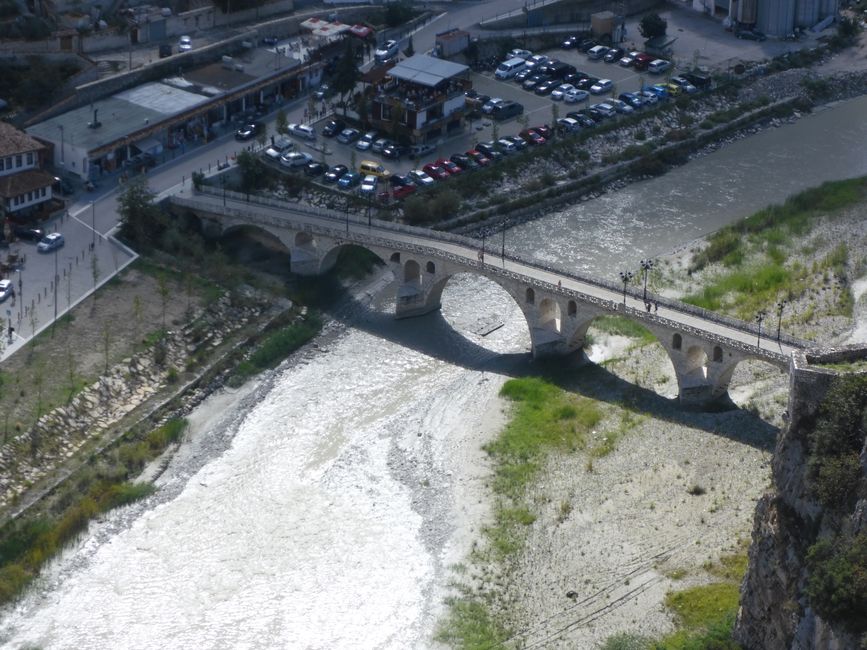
587, 45, 608, 60
495, 57, 527, 80
359, 160, 391, 178
648, 59, 671, 74
409, 143, 436, 159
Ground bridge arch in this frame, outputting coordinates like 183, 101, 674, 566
404, 260, 422, 285
426, 261, 436, 274
538, 298, 562, 333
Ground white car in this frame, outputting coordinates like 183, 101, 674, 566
359, 174, 378, 194
607, 98, 634, 114
638, 89, 660, 105
591, 102, 617, 118
355, 131, 378, 151
279, 151, 313, 168
37, 232, 65, 253
408, 169, 435, 187
0, 279, 14, 302
556, 117, 581, 133
550, 84, 575, 101
374, 39, 399, 62
178, 35, 192, 52
287, 123, 316, 140
497, 138, 518, 154
563, 87, 589, 104
481, 98, 505, 114
590, 79, 614, 95
524, 54, 548, 70
263, 137, 294, 160
508, 48, 531, 59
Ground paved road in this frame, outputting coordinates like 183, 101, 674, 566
175, 187, 801, 362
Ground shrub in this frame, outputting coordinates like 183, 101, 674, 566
806, 534, 867, 632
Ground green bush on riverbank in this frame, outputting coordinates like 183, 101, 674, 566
684, 177, 867, 320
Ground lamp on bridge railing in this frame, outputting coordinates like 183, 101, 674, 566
776, 300, 787, 343
755, 310, 767, 347
640, 259, 654, 303
619, 270, 633, 306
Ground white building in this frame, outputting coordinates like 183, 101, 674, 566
0, 123, 57, 223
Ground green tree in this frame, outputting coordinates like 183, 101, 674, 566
332, 39, 360, 114
639, 13, 667, 40
117, 177, 163, 250
236, 150, 267, 194
275, 108, 288, 135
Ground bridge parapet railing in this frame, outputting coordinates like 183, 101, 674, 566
184, 189, 809, 351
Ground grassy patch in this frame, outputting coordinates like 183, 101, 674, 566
591, 315, 657, 346
232, 314, 322, 382
0, 418, 186, 606
435, 590, 509, 650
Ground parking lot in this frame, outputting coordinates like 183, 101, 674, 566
267, 3, 827, 195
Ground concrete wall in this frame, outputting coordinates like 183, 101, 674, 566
480, 0, 660, 30
214, 0, 294, 27
757, 0, 795, 35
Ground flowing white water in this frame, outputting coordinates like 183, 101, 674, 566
3, 96, 867, 649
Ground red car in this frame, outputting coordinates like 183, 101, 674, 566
435, 158, 462, 176
422, 163, 450, 181
531, 124, 552, 139
519, 129, 546, 145
466, 149, 491, 166
393, 184, 417, 200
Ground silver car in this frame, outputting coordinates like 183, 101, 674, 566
0, 279, 14, 302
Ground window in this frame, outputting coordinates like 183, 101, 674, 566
0, 158, 4, 171
26, 152, 33, 165
672, 333, 682, 350
713, 346, 723, 362
15, 155, 22, 168
425, 261, 435, 274
526, 288, 535, 304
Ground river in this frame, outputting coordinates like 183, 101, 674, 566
2, 95, 867, 650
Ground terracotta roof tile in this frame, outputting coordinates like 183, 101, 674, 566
0, 169, 55, 199
0, 122, 45, 158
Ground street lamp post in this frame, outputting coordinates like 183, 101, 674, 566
640, 259, 654, 302
58, 125, 65, 166
501, 220, 506, 267
367, 191, 372, 227
619, 270, 633, 306
755, 310, 767, 347
776, 300, 786, 342
52, 249, 59, 334
91, 201, 97, 248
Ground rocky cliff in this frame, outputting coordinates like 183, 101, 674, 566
735, 346, 867, 650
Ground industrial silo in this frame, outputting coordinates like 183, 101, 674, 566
757, 0, 795, 35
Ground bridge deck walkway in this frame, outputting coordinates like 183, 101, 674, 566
173, 187, 801, 362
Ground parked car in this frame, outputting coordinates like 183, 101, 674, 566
607, 98, 634, 114
508, 48, 532, 59
531, 124, 552, 138
390, 173, 415, 187
159, 43, 173, 58
590, 78, 614, 94
305, 161, 327, 177
287, 123, 316, 140
633, 53, 655, 71
408, 169, 435, 187
619, 92, 645, 109
645, 84, 670, 99
313, 83, 331, 101
409, 143, 436, 159
564, 87, 590, 103
324, 164, 349, 183
436, 158, 463, 175
496, 138, 518, 154
0, 279, 14, 302
670, 76, 699, 94
577, 38, 597, 52
524, 54, 549, 70
682, 72, 712, 88
355, 131, 378, 151
618, 52, 640, 67
13, 226, 44, 242
481, 97, 505, 114
280, 151, 313, 168
37, 232, 65, 253
522, 73, 551, 91
500, 135, 525, 152
550, 84, 575, 101
374, 39, 400, 62
390, 184, 417, 200
603, 47, 624, 63
178, 35, 192, 52
566, 111, 597, 128
382, 144, 405, 159
514, 68, 534, 83
338, 171, 361, 189
561, 35, 580, 49
587, 45, 609, 60
450, 152, 478, 170
372, 138, 391, 153
638, 89, 660, 105
556, 117, 582, 133
359, 174, 378, 194
491, 100, 523, 121
648, 59, 671, 74
589, 102, 617, 119
476, 142, 503, 161
466, 149, 491, 166
575, 76, 599, 91
337, 128, 361, 144
322, 119, 345, 137
422, 163, 450, 181
519, 129, 546, 146
737, 29, 766, 41
534, 78, 560, 95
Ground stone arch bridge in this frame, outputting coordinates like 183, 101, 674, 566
169, 187, 807, 407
